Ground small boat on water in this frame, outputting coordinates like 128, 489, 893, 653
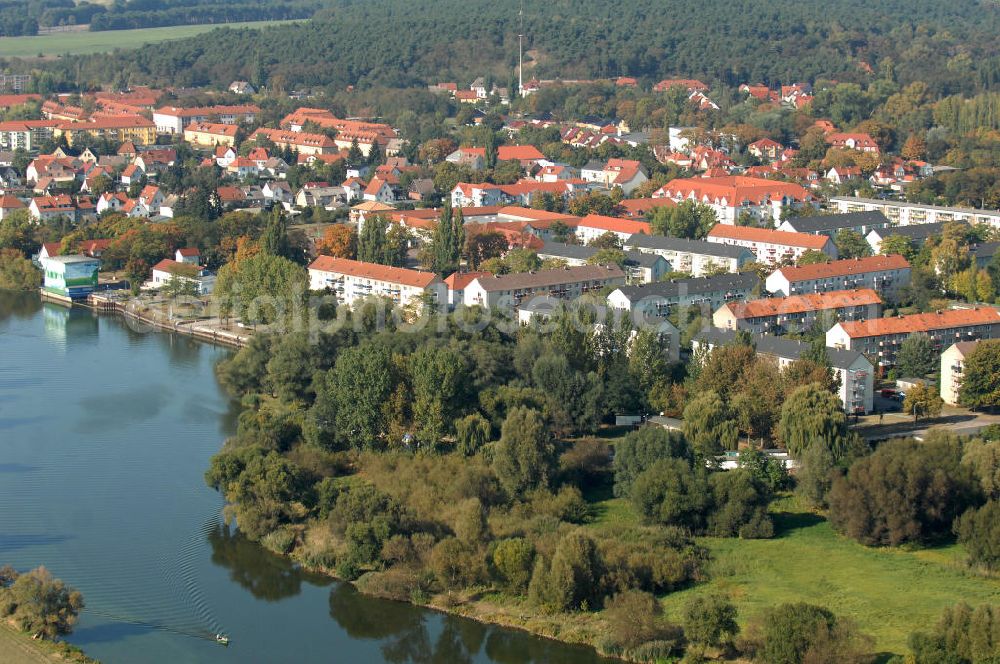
216, 633, 230, 646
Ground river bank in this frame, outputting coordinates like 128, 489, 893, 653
12, 292, 626, 663
278, 534, 625, 662
0, 622, 98, 664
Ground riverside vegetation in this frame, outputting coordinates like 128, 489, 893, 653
204, 295, 1000, 662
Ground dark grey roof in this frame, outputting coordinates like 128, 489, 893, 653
538, 241, 596, 261
974, 241, 999, 261
539, 241, 666, 269
694, 327, 870, 370
624, 234, 752, 259
582, 160, 605, 171
870, 221, 968, 241
784, 211, 889, 234
475, 264, 625, 292
613, 272, 759, 301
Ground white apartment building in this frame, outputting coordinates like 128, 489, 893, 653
464, 265, 626, 309
308, 256, 442, 308
623, 234, 755, 277
765, 254, 912, 298
707, 225, 837, 266
830, 196, 1000, 230
826, 307, 1000, 366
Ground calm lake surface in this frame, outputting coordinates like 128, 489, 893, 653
0, 291, 614, 663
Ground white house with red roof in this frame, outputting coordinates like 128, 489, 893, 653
0, 194, 25, 220
653, 176, 816, 224
748, 138, 784, 161
451, 182, 509, 208
825, 132, 879, 153
825, 166, 862, 184
215, 146, 237, 168
707, 224, 837, 265
443, 270, 492, 308
175, 247, 200, 264
308, 256, 442, 308
575, 214, 652, 245
150, 258, 215, 294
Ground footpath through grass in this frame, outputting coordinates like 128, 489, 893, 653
0, 20, 303, 57
588, 493, 1000, 655
0, 622, 95, 663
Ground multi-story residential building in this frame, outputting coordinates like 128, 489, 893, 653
463, 265, 626, 309
940, 341, 979, 406
707, 224, 837, 265
0, 74, 32, 92
830, 196, 1000, 230
0, 120, 59, 152
249, 128, 339, 156
623, 234, 755, 277
536, 241, 670, 284
777, 210, 890, 239
183, 122, 239, 148
826, 307, 1000, 366
864, 221, 964, 254
765, 254, 912, 298
54, 116, 157, 146
308, 256, 442, 308
652, 176, 816, 224
279, 108, 397, 157
29, 195, 94, 222
153, 105, 260, 134
712, 288, 882, 335
451, 182, 509, 208
694, 327, 875, 413
607, 272, 760, 318
574, 214, 651, 245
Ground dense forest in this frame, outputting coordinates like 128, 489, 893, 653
0, 0, 318, 37
5, 0, 1000, 94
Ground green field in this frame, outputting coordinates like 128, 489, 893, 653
0, 20, 303, 57
589, 493, 1000, 655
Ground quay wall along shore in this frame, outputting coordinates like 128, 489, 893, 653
41, 289, 251, 349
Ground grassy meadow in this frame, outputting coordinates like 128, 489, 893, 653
0, 20, 303, 57
587, 491, 1000, 655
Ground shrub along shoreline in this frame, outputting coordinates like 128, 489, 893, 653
204, 304, 1000, 662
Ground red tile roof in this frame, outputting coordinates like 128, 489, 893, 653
444, 270, 492, 291
152, 258, 201, 277
155, 104, 260, 117
618, 198, 676, 218
497, 145, 545, 161
185, 121, 239, 137
837, 308, 1000, 338
708, 224, 831, 250
578, 213, 651, 235
0, 195, 25, 209
774, 254, 911, 281
655, 176, 813, 206
308, 256, 439, 288
724, 289, 881, 319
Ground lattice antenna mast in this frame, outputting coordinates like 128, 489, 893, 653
518, 0, 524, 97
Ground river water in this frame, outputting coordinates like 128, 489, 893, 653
0, 292, 613, 663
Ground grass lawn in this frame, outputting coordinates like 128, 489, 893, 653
0, 622, 94, 663
0, 20, 303, 57
588, 493, 1000, 656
